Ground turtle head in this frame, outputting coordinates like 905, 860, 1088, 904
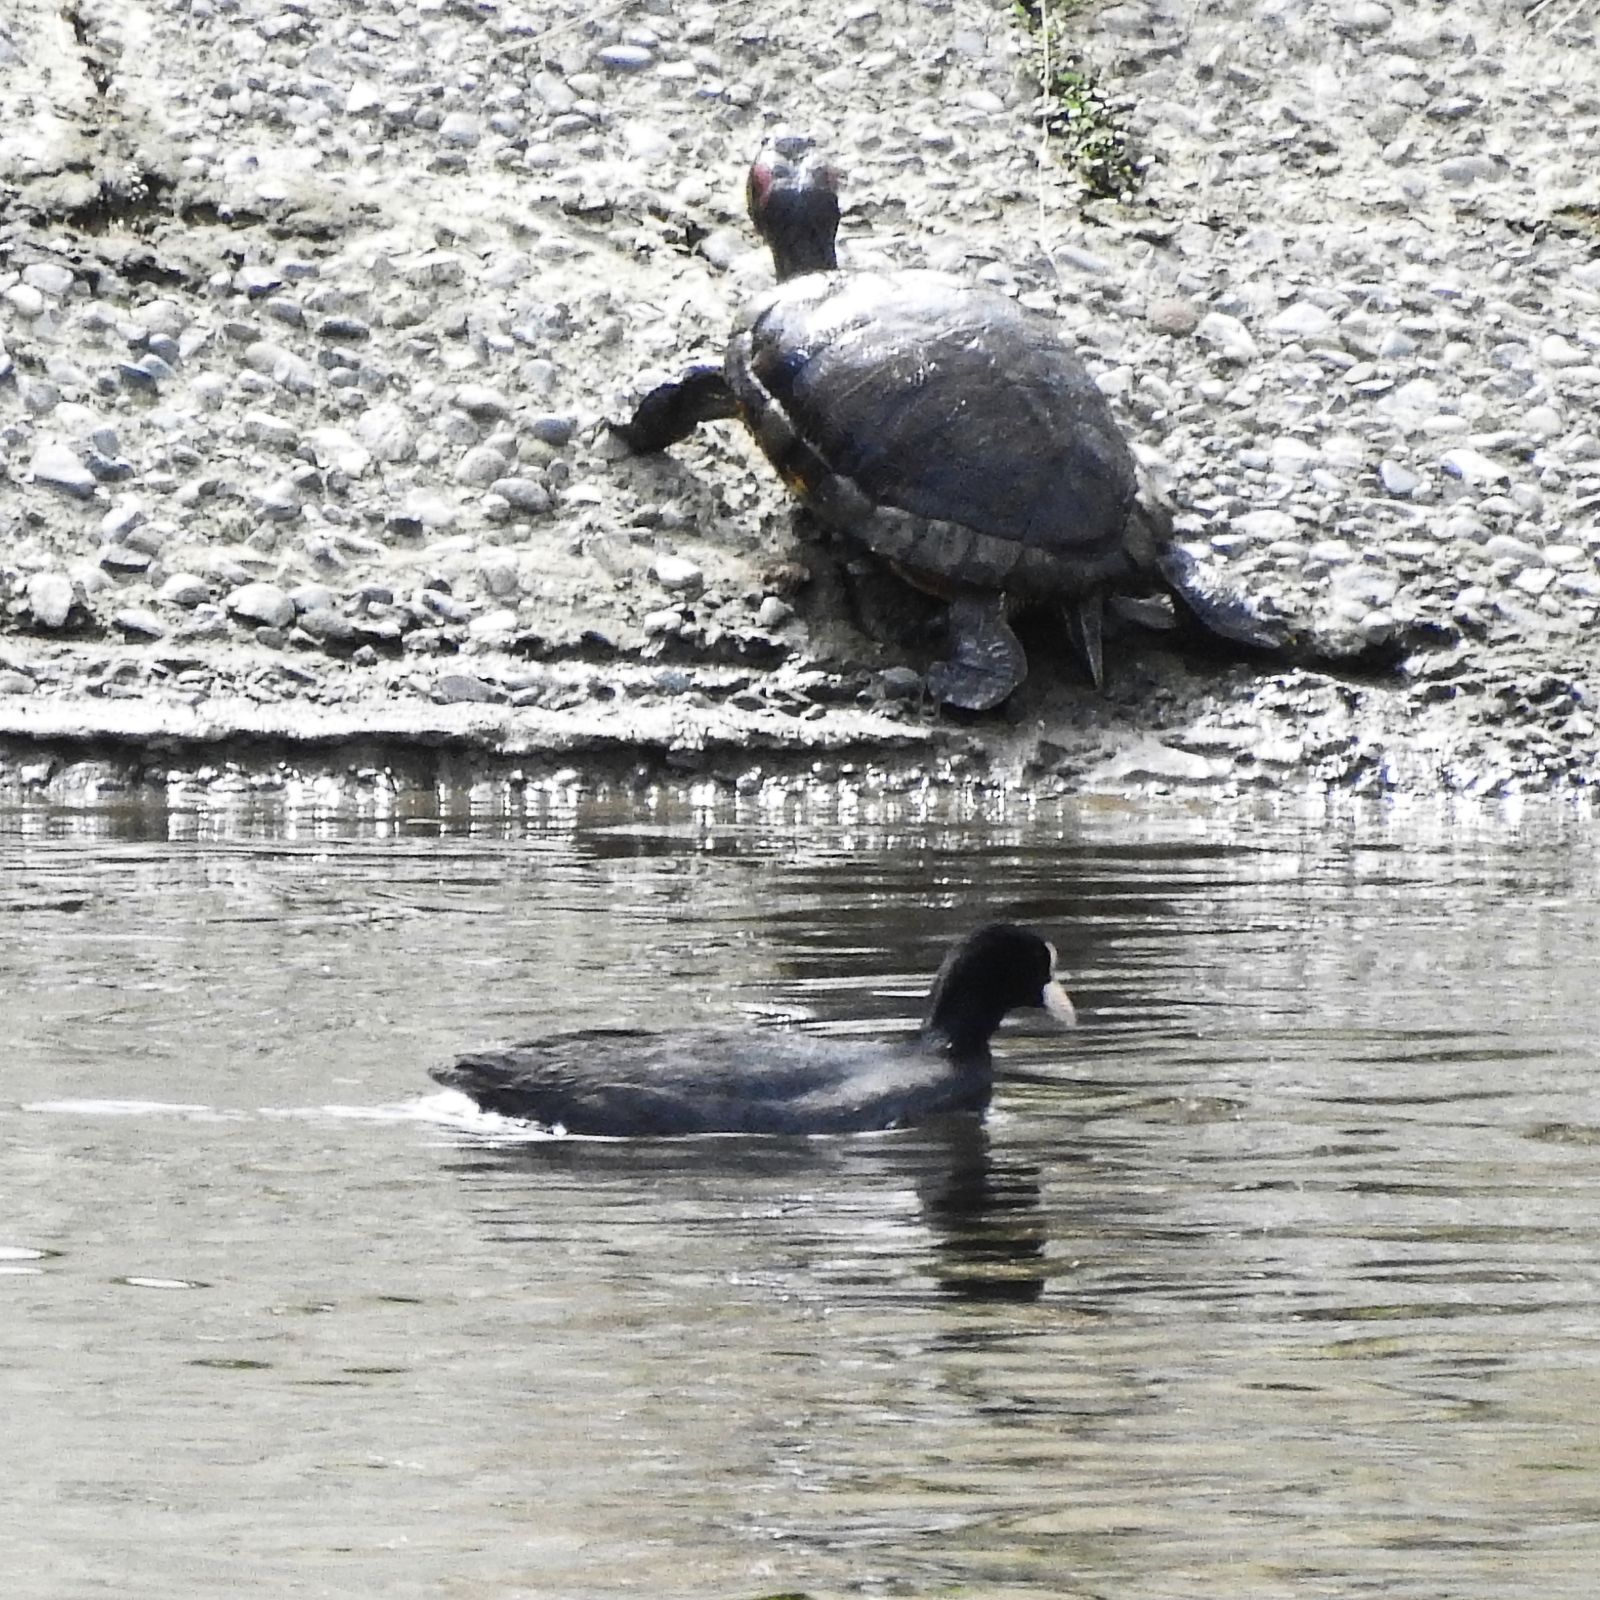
747, 135, 841, 282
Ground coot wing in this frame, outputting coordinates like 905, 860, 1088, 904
433, 1026, 963, 1136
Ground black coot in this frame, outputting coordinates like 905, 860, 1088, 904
431, 922, 1075, 1137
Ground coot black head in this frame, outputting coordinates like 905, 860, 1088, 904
747, 134, 841, 282
923, 923, 1075, 1060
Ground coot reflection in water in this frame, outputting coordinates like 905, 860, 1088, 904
445, 1117, 1060, 1304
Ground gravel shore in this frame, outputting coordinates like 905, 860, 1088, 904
3, 0, 1599, 805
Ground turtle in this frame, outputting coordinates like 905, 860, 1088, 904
613, 135, 1287, 710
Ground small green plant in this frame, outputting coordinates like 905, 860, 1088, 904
1011, 1, 1143, 200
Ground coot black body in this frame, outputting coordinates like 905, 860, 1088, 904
613, 137, 1212, 709
432, 923, 1075, 1137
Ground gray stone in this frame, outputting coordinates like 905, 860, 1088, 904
1483, 533, 1544, 569
452, 384, 512, 421
1379, 459, 1423, 497
1147, 298, 1202, 337
1196, 312, 1259, 363
597, 44, 654, 70
85, 448, 135, 483
289, 582, 339, 613
27, 572, 75, 628
480, 558, 520, 598
243, 341, 318, 394
114, 608, 168, 639
1441, 448, 1510, 487
237, 265, 285, 297
876, 666, 924, 701
1332, 2, 1392, 32
430, 672, 502, 704
19, 378, 61, 414
4, 284, 45, 318
355, 403, 415, 462
642, 606, 683, 635
29, 440, 97, 499
22, 262, 75, 297
1093, 738, 1217, 787
295, 607, 360, 644
227, 582, 297, 629
652, 554, 704, 593
457, 445, 511, 486
0, 670, 35, 695
100, 546, 151, 574
159, 573, 211, 608
1267, 301, 1336, 341
438, 112, 481, 146
528, 413, 578, 446
488, 476, 552, 513
318, 315, 371, 342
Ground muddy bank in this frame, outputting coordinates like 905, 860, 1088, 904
2, 0, 1599, 803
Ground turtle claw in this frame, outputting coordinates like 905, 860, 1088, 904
927, 595, 1027, 711
1064, 594, 1105, 689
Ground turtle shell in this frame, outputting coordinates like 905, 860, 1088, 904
726, 270, 1142, 601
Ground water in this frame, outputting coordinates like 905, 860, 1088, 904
5, 793, 1600, 1598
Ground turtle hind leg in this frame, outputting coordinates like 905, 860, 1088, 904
610, 364, 738, 454
927, 594, 1027, 712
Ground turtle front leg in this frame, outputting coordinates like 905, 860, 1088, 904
611, 364, 739, 454
927, 594, 1028, 711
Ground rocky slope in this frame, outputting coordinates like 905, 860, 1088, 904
1, 0, 1598, 802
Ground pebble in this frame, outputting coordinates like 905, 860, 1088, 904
26, 573, 75, 628
438, 112, 481, 147
1196, 312, 1259, 364
1148, 298, 1202, 337
1440, 448, 1509, 487
642, 606, 683, 635
1379, 459, 1423, 497
29, 441, 98, 499
457, 445, 511, 486
22, 263, 75, 297
489, 476, 552, 514
528, 414, 578, 447
226, 582, 296, 629
652, 554, 704, 593
597, 44, 654, 71
289, 583, 338, 614
1540, 336, 1588, 368
1266, 302, 1336, 340
4, 284, 46, 318
431, 673, 501, 704
452, 385, 512, 422
1234, 509, 1299, 541
1093, 738, 1217, 788
159, 573, 211, 607
296, 608, 359, 645
113, 609, 168, 640
1332, 1, 1392, 33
